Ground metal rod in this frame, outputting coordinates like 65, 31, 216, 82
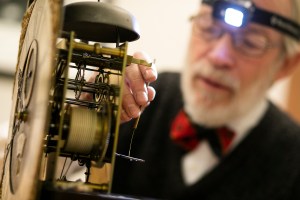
115, 153, 145, 163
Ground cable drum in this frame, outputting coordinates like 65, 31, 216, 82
64, 107, 101, 154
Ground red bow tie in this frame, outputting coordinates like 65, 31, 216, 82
170, 110, 235, 157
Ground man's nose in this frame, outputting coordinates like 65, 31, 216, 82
207, 34, 235, 69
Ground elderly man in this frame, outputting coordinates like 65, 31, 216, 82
114, 0, 300, 199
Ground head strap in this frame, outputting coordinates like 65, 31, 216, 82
202, 0, 300, 40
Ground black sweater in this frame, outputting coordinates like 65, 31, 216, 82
112, 72, 300, 200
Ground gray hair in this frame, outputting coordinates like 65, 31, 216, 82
284, 0, 300, 58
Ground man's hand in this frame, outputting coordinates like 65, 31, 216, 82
121, 52, 157, 123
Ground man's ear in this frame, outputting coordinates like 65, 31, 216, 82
275, 53, 300, 81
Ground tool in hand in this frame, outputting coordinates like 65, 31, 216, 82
127, 60, 154, 158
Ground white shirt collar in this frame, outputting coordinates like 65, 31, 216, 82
182, 99, 269, 186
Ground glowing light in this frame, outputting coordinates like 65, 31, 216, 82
224, 8, 244, 27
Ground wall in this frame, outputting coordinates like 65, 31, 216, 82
0, 18, 22, 139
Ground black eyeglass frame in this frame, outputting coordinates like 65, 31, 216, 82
202, 0, 300, 40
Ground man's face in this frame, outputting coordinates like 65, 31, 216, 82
182, 0, 289, 127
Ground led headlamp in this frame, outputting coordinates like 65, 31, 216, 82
202, 0, 300, 40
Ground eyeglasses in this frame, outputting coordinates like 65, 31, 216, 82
190, 14, 283, 56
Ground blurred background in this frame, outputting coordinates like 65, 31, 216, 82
0, 0, 298, 145
0, 0, 27, 146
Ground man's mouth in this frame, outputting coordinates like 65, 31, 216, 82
195, 75, 232, 92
